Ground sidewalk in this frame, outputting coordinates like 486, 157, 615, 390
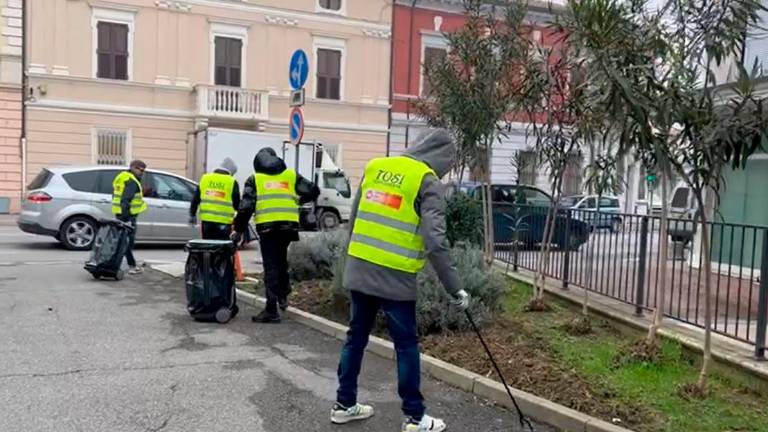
497, 263, 768, 386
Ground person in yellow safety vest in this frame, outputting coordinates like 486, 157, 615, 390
112, 160, 148, 275
330, 129, 469, 432
189, 157, 241, 240
230, 147, 319, 323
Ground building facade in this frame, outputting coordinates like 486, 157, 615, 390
0, 0, 21, 214
388, 0, 581, 193
24, 0, 392, 191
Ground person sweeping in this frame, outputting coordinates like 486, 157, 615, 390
330, 129, 469, 432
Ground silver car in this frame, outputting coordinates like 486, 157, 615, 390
18, 166, 201, 250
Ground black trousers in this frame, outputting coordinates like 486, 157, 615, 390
201, 222, 232, 240
125, 216, 137, 268
259, 232, 292, 313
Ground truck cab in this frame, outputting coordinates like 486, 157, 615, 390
308, 149, 352, 230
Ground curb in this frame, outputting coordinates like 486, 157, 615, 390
493, 260, 768, 385
235, 288, 635, 432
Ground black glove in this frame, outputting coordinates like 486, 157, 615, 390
117, 213, 131, 222
188, 215, 197, 226
230, 231, 243, 245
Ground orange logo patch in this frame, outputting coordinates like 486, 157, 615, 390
366, 190, 403, 210
205, 190, 226, 198
265, 181, 289, 190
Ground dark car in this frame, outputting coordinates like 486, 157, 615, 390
447, 182, 590, 250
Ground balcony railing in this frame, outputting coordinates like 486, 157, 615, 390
195, 85, 269, 122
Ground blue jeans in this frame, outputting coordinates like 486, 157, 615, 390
336, 290, 425, 420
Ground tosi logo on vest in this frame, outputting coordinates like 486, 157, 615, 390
208, 180, 228, 190
265, 181, 290, 190
204, 189, 226, 199
374, 169, 405, 188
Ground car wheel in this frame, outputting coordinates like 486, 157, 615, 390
318, 210, 341, 231
60, 216, 97, 251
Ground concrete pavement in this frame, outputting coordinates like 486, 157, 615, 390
0, 255, 552, 431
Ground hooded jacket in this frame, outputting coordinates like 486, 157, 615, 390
189, 158, 241, 219
234, 148, 320, 238
344, 129, 462, 301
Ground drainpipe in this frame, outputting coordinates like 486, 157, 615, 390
20, 0, 27, 199
403, 0, 418, 150
385, 0, 396, 156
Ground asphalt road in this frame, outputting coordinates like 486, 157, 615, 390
0, 224, 554, 432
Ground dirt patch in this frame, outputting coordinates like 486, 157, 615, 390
564, 315, 594, 336
523, 297, 552, 312
420, 319, 657, 430
677, 382, 710, 401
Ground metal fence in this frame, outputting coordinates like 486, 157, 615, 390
493, 205, 768, 359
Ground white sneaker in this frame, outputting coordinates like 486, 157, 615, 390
402, 415, 447, 432
128, 266, 144, 275
330, 403, 375, 424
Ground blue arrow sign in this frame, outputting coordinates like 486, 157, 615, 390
289, 49, 309, 90
289, 107, 304, 145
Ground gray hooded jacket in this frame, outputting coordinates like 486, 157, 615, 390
344, 129, 462, 301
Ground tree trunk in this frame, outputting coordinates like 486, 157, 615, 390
584, 195, 602, 316
484, 178, 495, 266
696, 190, 714, 391
647, 171, 670, 343
534, 176, 562, 301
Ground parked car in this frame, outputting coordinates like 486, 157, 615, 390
447, 182, 590, 250
18, 166, 202, 250
559, 195, 623, 232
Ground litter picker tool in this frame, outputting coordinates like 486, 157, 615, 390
464, 309, 535, 432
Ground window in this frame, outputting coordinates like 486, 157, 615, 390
214, 37, 242, 87
92, 7, 134, 80
28, 169, 53, 190
96, 170, 122, 195
317, 48, 342, 100
63, 171, 101, 193
599, 197, 619, 209
583, 197, 596, 209
323, 172, 351, 198
93, 129, 129, 166
96, 22, 128, 80
562, 153, 583, 196
517, 151, 538, 185
318, 0, 342, 11
671, 187, 690, 208
145, 173, 194, 202
421, 46, 447, 96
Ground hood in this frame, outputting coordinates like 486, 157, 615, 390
253, 147, 287, 175
403, 128, 455, 178
218, 157, 238, 176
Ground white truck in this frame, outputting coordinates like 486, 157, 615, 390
193, 127, 352, 230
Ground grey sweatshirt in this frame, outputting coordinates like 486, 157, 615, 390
344, 129, 462, 301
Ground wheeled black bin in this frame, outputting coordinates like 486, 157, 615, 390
84, 219, 133, 281
184, 239, 239, 323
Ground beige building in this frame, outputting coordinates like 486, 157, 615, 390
0, 0, 21, 213
25, 0, 392, 189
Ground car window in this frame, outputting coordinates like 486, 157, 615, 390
470, 187, 483, 201
96, 170, 122, 195
323, 172, 351, 198
28, 169, 53, 190
583, 197, 596, 208
599, 197, 618, 208
522, 188, 551, 206
63, 171, 100, 193
560, 196, 582, 207
149, 173, 194, 202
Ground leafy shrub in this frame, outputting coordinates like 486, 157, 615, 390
417, 246, 507, 333
287, 230, 349, 281
445, 192, 483, 247
329, 244, 507, 335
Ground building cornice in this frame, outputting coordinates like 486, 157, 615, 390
180, 0, 391, 32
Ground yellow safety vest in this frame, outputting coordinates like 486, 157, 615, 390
112, 171, 147, 216
348, 156, 435, 273
254, 169, 299, 225
198, 172, 236, 224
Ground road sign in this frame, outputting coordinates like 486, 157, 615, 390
289, 107, 304, 145
289, 88, 305, 107
289, 49, 309, 90
646, 174, 657, 183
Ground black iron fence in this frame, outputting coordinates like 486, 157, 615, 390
493, 204, 768, 359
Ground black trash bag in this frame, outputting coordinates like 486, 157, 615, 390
84, 219, 133, 281
185, 239, 239, 323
